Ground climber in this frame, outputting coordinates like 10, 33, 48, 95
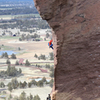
48, 39, 53, 49
46, 94, 51, 100
48, 94, 51, 100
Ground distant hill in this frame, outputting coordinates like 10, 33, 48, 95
0, 0, 34, 2
0, 0, 38, 15
0, 0, 34, 4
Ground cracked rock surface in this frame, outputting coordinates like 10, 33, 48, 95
34, 0, 100, 100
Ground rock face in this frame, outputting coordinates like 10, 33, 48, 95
34, 0, 100, 100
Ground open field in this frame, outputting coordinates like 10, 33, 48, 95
0, 40, 53, 59
0, 33, 53, 59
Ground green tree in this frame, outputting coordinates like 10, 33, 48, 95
2, 52, 8, 58
6, 59, 11, 65
30, 30, 33, 33
25, 60, 30, 66
31, 80, 37, 86
44, 38, 46, 41
50, 67, 54, 78
26, 34, 31, 41
49, 79, 54, 88
32, 33, 40, 38
11, 78, 19, 89
4, 52, 8, 58
7, 66, 18, 76
28, 82, 32, 88
19, 81, 27, 89
19, 82, 23, 88
18, 31, 20, 35
29, 93, 33, 100
50, 67, 54, 72
19, 68, 22, 74
21, 34, 25, 41
1, 53, 4, 58
19, 38, 22, 41
0, 82, 5, 88
49, 52, 54, 60
38, 57, 40, 60
37, 80, 43, 87
7, 65, 11, 76
2, 32, 6, 36
42, 77, 46, 83
27, 96, 30, 100
18, 47, 21, 50
19, 91, 26, 100
45, 64, 50, 69
34, 54, 38, 58
9, 31, 13, 36
15, 60, 19, 65
39, 54, 46, 60
33, 95, 41, 100
46, 33, 50, 38
10, 66, 17, 76
37, 65, 41, 68
23, 81, 27, 88
8, 83, 13, 92
11, 53, 16, 59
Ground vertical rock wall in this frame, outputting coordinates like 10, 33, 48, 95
34, 0, 100, 100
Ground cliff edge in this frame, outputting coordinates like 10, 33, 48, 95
34, 0, 100, 100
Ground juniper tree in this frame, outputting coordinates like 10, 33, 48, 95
11, 53, 16, 59
25, 60, 30, 66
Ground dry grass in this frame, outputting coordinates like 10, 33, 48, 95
0, 39, 53, 59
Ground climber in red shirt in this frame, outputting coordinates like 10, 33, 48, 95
48, 39, 53, 49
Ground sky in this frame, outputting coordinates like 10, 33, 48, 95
0, 0, 34, 3
0, 0, 34, 2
